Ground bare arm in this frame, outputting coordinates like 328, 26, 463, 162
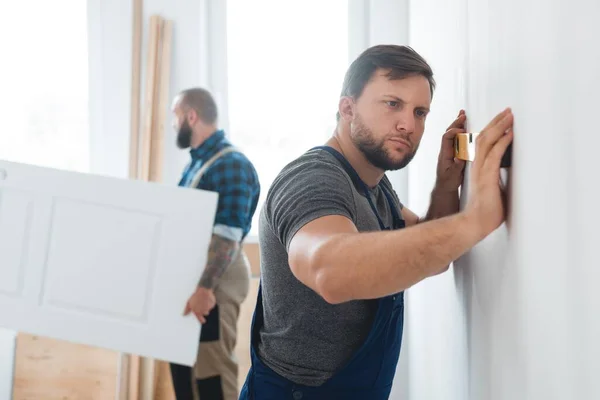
406, 109, 465, 224
197, 154, 257, 289
288, 211, 482, 304
198, 234, 240, 289
401, 186, 460, 227
398, 187, 462, 276
288, 107, 514, 305
423, 187, 460, 221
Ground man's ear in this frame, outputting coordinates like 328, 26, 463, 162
186, 109, 198, 125
338, 96, 355, 122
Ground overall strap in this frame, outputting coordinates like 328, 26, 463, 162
312, 145, 404, 230
188, 146, 239, 189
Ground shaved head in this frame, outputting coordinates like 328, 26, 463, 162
175, 87, 218, 125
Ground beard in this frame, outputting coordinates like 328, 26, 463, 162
176, 119, 193, 149
350, 115, 417, 171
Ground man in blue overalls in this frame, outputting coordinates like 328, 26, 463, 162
169, 87, 260, 400
240, 45, 514, 399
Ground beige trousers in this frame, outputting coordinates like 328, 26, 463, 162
191, 250, 251, 400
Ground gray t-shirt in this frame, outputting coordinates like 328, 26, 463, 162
256, 147, 404, 386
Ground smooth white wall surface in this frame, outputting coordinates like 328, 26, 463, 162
407, 0, 600, 399
505, 1, 600, 398
457, 1, 520, 398
405, 0, 469, 399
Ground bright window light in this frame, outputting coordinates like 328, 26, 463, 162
226, 0, 349, 238
0, 1, 89, 172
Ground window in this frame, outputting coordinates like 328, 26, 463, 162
226, 0, 349, 238
0, 1, 89, 172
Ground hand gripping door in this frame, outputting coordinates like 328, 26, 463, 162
0, 159, 218, 366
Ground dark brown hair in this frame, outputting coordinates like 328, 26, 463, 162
337, 45, 435, 120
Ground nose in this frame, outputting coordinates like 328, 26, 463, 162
395, 109, 415, 134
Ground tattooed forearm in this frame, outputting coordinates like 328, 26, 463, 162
198, 234, 240, 289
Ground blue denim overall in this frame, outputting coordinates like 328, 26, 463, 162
239, 146, 406, 400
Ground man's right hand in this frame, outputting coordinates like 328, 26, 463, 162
184, 286, 216, 324
464, 107, 514, 238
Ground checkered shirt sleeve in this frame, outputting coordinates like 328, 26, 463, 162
205, 152, 259, 234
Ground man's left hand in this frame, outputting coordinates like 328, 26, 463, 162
184, 286, 216, 324
435, 110, 467, 192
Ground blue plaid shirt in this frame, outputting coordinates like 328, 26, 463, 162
178, 130, 260, 241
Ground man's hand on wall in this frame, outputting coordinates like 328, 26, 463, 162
465, 107, 514, 238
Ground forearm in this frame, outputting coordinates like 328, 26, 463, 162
312, 212, 482, 303
198, 234, 240, 289
422, 185, 460, 222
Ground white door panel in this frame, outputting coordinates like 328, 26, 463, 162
0, 328, 16, 400
0, 160, 217, 366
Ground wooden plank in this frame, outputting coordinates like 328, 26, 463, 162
142, 17, 173, 399
139, 357, 156, 400
128, 0, 143, 181
13, 334, 118, 400
139, 16, 161, 182
117, 354, 130, 400
137, 15, 172, 399
128, 355, 141, 400
155, 360, 176, 400
125, 14, 166, 400
149, 19, 172, 183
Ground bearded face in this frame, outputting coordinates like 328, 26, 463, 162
345, 72, 431, 171
350, 113, 418, 171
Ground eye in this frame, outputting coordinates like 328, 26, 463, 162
386, 101, 399, 108
415, 109, 428, 118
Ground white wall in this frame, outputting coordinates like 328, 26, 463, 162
404, 0, 469, 399
407, 0, 600, 399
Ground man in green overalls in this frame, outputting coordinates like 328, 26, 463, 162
169, 87, 260, 400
